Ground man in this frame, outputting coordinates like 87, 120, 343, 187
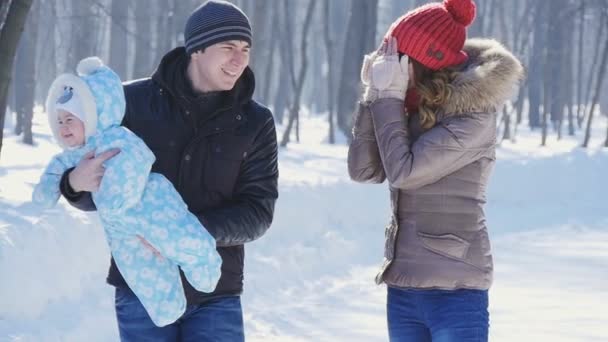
58, 1, 279, 340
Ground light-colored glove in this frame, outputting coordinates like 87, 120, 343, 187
360, 37, 409, 102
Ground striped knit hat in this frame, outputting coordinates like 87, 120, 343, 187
387, 0, 476, 70
184, 0, 252, 55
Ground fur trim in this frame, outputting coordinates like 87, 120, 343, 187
444, 38, 524, 115
77, 56, 104, 76
46, 74, 98, 149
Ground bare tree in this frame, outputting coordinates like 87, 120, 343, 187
35, 0, 57, 107
14, 0, 38, 144
68, 0, 99, 68
1, 1, 10, 21
109, 0, 129, 79
259, 7, 278, 105
250, 0, 272, 103
0, 0, 34, 159
497, 0, 512, 141
133, 0, 155, 78
564, 5, 576, 137
582, 8, 606, 127
528, 2, 546, 130
577, 1, 586, 127
545, 0, 569, 143
511, 0, 534, 134
541, 30, 551, 146
583, 6, 608, 148
336, 0, 378, 139
280, 0, 317, 147
323, 0, 336, 144
154, 0, 176, 68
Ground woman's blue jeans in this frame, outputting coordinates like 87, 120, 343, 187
387, 287, 489, 342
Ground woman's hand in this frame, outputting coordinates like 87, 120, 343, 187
360, 37, 409, 102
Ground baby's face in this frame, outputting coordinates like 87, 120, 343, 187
57, 110, 85, 147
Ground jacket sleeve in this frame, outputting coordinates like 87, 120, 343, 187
33, 154, 73, 208
94, 128, 155, 215
196, 114, 279, 247
370, 98, 495, 190
58, 169, 97, 211
347, 102, 386, 183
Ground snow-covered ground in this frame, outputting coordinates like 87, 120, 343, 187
1, 108, 607, 341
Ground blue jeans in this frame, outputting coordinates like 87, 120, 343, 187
115, 287, 244, 342
387, 287, 489, 342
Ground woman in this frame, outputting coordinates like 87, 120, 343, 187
347, 0, 524, 341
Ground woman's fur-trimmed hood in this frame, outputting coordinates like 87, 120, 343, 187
443, 38, 524, 115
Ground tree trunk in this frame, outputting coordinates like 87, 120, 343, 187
273, 68, 290, 124
109, 0, 129, 80
547, 0, 567, 140
14, 36, 23, 136
251, 0, 272, 103
566, 7, 576, 137
15, 0, 38, 145
496, 0, 509, 47
541, 2, 559, 146
1, 2, 10, 20
582, 12, 608, 148
7, 66, 16, 131
155, 0, 175, 67
133, 0, 154, 78
528, 2, 546, 129
280, 0, 317, 147
0, 0, 34, 160
582, 12, 606, 127
69, 0, 98, 68
576, 2, 585, 127
336, 0, 378, 139
511, 0, 531, 134
274, 0, 296, 125
502, 106, 511, 142
469, 0, 485, 37
260, 13, 278, 104
323, 0, 335, 144
35, 0, 57, 107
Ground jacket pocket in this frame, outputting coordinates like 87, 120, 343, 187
417, 232, 471, 260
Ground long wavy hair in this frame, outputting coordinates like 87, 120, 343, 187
410, 58, 459, 129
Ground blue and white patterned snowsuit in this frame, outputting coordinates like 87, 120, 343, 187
32, 58, 222, 327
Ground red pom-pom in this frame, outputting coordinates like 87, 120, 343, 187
444, 0, 476, 26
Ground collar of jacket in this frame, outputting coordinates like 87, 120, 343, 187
151, 47, 255, 119
441, 38, 524, 117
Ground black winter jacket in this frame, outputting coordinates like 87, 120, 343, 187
60, 47, 279, 303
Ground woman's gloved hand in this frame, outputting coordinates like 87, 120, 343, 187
360, 37, 409, 102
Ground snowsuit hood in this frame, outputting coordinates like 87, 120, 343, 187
46, 57, 126, 149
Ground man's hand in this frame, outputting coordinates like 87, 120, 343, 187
68, 149, 120, 192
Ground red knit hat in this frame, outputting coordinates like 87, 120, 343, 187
387, 0, 476, 70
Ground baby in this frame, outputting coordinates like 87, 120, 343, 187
33, 57, 221, 327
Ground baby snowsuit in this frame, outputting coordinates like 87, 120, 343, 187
33, 57, 222, 326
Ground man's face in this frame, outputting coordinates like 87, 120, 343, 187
57, 109, 85, 147
190, 40, 251, 92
